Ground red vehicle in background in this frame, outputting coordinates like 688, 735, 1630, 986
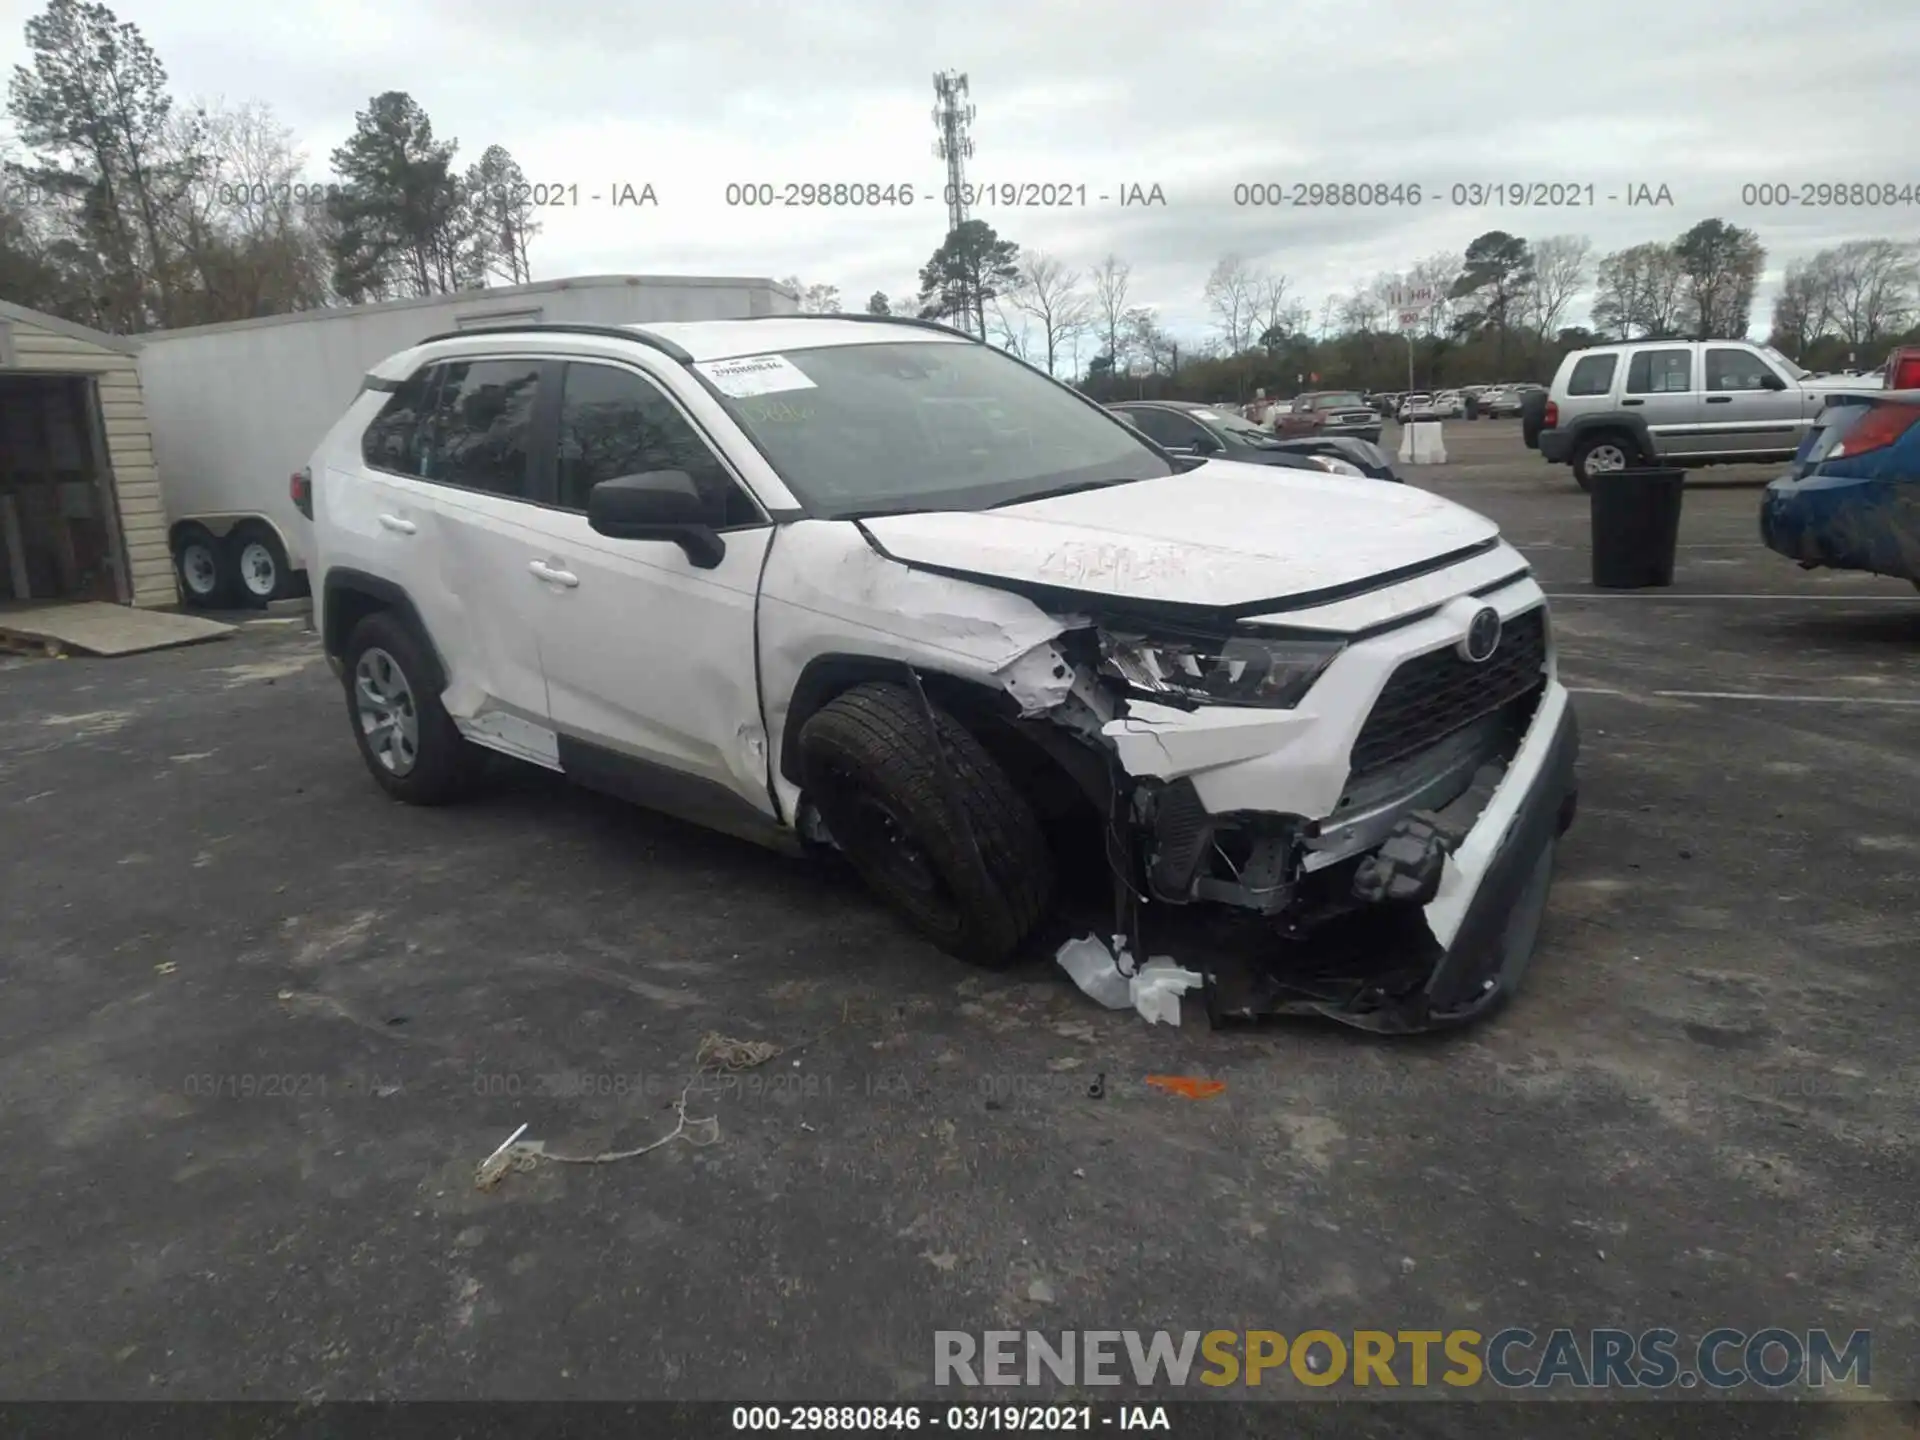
1272, 390, 1384, 445
1884, 345, 1920, 389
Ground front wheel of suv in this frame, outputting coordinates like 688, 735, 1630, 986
342, 611, 485, 805
1572, 433, 1638, 491
798, 681, 1054, 967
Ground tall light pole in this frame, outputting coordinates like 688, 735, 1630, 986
932, 71, 976, 334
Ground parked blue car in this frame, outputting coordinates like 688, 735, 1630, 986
1761, 390, 1920, 588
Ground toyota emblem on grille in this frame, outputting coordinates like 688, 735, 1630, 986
1459, 606, 1502, 663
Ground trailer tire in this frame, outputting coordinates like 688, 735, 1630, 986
798, 681, 1053, 968
173, 524, 233, 609
227, 522, 294, 606
342, 611, 484, 806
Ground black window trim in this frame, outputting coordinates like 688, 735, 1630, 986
360, 352, 555, 503
544, 356, 771, 532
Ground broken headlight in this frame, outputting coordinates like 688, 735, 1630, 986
1097, 629, 1343, 708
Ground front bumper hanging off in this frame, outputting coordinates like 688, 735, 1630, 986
1194, 687, 1579, 1034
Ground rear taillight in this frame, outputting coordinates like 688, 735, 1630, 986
291, 467, 313, 519
1828, 403, 1920, 458
1543, 401, 1558, 428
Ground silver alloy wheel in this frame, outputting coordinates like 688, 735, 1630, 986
180, 542, 220, 597
1586, 443, 1629, 473
354, 647, 420, 776
238, 541, 278, 597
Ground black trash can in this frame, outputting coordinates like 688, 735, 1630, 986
1590, 468, 1684, 588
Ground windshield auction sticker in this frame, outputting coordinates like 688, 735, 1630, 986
695, 353, 818, 397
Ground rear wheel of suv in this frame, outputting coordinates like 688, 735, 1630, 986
342, 611, 484, 805
1572, 433, 1637, 491
798, 681, 1053, 967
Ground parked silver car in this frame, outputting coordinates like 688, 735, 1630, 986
1532, 340, 1884, 488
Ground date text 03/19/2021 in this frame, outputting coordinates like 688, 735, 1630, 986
730, 1406, 1165, 1431
721, 182, 1167, 208
1228, 181, 1676, 208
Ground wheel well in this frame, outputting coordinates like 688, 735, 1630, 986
781, 656, 1113, 856
320, 569, 448, 692
1574, 425, 1643, 457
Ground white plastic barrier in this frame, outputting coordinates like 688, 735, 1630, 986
1398, 420, 1448, 464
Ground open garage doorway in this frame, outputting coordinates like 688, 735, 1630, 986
0, 374, 128, 606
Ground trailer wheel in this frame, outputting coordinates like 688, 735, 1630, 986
798, 681, 1053, 968
173, 524, 233, 609
227, 521, 294, 606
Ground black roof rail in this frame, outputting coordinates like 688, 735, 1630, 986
412, 322, 695, 365
742, 312, 982, 344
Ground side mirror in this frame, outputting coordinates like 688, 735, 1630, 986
587, 470, 726, 569
1760, 373, 1787, 391
1189, 432, 1221, 455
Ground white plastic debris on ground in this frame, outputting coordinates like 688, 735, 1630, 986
1398, 421, 1448, 464
1055, 934, 1205, 1026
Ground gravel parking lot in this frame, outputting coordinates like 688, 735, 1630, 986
2, 420, 1914, 1425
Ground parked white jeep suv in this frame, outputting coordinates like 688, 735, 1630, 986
1533, 339, 1883, 488
306, 315, 1579, 1032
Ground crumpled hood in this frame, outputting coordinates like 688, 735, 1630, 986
858, 460, 1501, 609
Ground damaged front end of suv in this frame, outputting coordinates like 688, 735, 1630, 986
763, 515, 1580, 1036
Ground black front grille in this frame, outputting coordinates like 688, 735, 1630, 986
1348, 606, 1547, 776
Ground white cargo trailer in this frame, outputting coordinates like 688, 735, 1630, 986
135, 274, 797, 607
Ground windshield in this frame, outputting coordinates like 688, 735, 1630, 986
700, 340, 1174, 518
1761, 345, 1809, 381
1316, 392, 1366, 408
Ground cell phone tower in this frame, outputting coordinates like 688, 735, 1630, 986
931, 71, 975, 238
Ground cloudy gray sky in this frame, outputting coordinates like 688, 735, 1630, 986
10, 0, 1920, 344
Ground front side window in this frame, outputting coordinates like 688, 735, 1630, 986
556, 362, 761, 527
1706, 348, 1776, 392
705, 341, 1173, 517
418, 359, 542, 497
361, 367, 438, 476
1625, 349, 1692, 395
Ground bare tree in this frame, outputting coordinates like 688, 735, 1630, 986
1769, 256, 1828, 357
985, 296, 1030, 357
1339, 283, 1384, 333
779, 277, 842, 313
1204, 253, 1259, 352
1317, 293, 1340, 338
1409, 252, 1464, 339
1090, 253, 1132, 368
1818, 239, 1920, 347
1253, 271, 1294, 343
1009, 251, 1093, 376
1524, 234, 1591, 338
1128, 308, 1177, 374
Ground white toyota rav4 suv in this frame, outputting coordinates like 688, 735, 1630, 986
304, 315, 1579, 1032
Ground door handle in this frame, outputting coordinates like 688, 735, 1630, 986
1622, 398, 1644, 406
528, 560, 579, 588
1706, 395, 1733, 404
378, 513, 416, 534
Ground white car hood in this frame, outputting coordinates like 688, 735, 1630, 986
858, 459, 1501, 610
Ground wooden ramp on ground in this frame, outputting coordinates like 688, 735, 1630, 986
0, 602, 234, 657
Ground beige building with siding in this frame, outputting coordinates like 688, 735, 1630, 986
0, 299, 175, 610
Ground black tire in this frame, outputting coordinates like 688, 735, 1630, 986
1520, 392, 1548, 448
173, 523, 233, 609
225, 521, 295, 607
341, 611, 484, 806
798, 681, 1053, 967
1571, 432, 1639, 492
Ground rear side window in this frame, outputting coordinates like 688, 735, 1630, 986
1625, 349, 1692, 394
418, 359, 542, 498
361, 368, 438, 476
1566, 354, 1618, 397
